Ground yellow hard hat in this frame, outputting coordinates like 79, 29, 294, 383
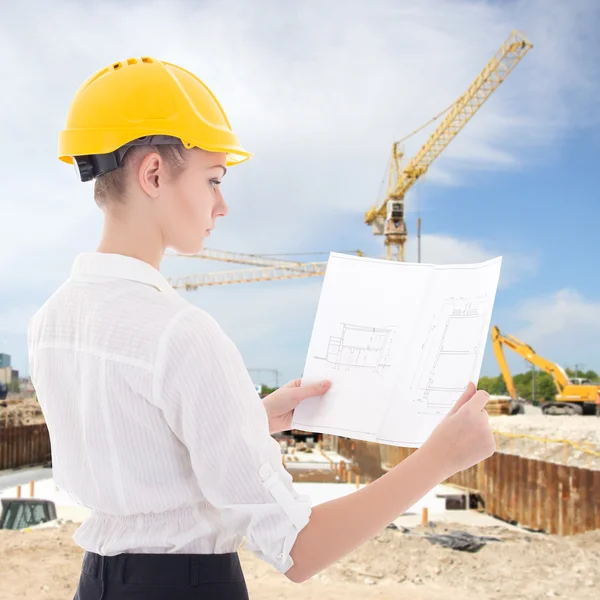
59, 56, 251, 180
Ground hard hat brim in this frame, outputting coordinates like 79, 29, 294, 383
59, 128, 251, 167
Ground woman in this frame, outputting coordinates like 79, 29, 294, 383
27, 57, 495, 599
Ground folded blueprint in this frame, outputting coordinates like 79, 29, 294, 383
292, 252, 502, 447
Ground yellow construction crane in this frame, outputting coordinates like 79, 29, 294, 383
165, 249, 362, 289
491, 326, 600, 416
169, 260, 328, 289
169, 30, 533, 288
365, 30, 532, 261
164, 248, 308, 269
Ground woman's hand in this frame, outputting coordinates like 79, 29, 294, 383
262, 379, 331, 434
422, 382, 496, 477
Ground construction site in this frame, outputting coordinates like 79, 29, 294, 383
1, 29, 599, 600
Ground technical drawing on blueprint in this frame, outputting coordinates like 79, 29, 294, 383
410, 296, 488, 414
314, 323, 397, 374
293, 252, 502, 447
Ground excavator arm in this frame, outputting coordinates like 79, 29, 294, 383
491, 326, 518, 400
491, 326, 570, 395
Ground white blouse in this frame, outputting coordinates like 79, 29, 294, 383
27, 252, 311, 573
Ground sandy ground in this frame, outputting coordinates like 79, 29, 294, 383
1, 520, 599, 600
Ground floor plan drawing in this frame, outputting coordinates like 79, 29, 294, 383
410, 297, 487, 413
314, 323, 397, 374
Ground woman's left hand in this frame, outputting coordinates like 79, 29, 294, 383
262, 378, 331, 434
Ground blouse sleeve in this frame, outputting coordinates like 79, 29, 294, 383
152, 305, 311, 573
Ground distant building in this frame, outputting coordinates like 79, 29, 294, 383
0, 353, 10, 368
0, 366, 11, 384
0, 366, 19, 385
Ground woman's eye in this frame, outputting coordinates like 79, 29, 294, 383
210, 179, 222, 188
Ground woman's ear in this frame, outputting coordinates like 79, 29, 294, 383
138, 152, 163, 198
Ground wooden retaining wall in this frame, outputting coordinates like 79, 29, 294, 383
375, 444, 600, 535
337, 436, 385, 480
0, 424, 51, 471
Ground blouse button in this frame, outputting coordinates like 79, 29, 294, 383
259, 463, 274, 481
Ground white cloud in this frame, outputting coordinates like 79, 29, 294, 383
517, 289, 600, 349
402, 233, 538, 287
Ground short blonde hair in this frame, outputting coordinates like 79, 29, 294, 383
94, 144, 187, 208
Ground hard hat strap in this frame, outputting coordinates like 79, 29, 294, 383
73, 135, 183, 182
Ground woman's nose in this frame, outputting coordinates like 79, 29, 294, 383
215, 194, 228, 218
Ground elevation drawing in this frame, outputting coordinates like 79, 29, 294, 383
411, 297, 487, 413
314, 323, 397, 374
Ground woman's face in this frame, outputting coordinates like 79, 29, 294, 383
158, 149, 229, 255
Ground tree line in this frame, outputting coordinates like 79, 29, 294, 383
477, 368, 599, 403
257, 368, 599, 405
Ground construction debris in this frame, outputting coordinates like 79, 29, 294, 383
422, 530, 503, 553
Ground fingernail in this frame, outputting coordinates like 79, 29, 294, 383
321, 381, 330, 388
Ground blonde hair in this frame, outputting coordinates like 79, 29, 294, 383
94, 144, 187, 208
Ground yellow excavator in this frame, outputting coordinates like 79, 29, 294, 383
491, 326, 600, 415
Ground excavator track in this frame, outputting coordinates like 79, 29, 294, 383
541, 402, 584, 416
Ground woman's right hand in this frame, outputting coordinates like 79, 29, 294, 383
285, 381, 496, 583
423, 382, 496, 477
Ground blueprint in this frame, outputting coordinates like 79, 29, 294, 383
292, 253, 502, 447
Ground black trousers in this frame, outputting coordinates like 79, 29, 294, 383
74, 550, 249, 599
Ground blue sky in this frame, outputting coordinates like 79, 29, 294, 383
1, 0, 599, 388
